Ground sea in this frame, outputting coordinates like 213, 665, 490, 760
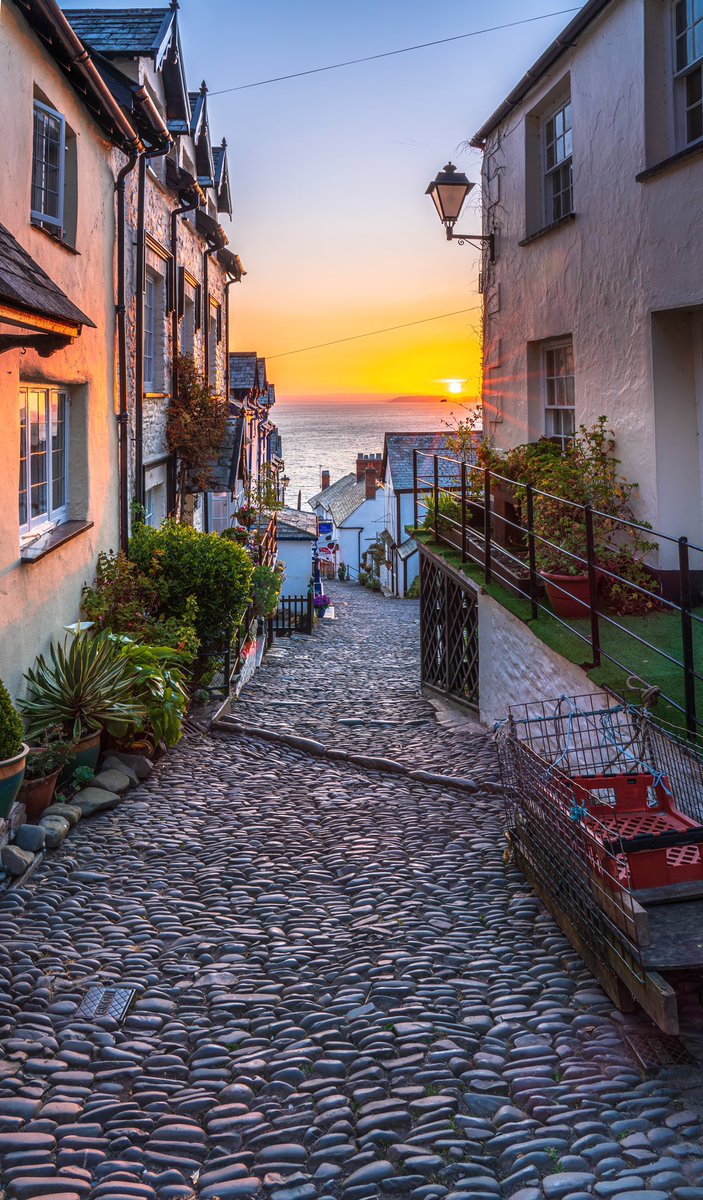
274, 394, 469, 505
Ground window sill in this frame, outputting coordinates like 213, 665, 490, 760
144, 392, 170, 400
20, 519, 93, 564
519, 212, 576, 247
636, 140, 703, 182
30, 220, 80, 256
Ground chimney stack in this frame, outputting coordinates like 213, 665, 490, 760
356, 452, 382, 481
321, 470, 330, 490
365, 467, 376, 500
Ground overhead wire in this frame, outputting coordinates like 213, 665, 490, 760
267, 308, 477, 359
208, 8, 580, 95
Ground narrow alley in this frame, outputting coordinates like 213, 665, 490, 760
1, 585, 702, 1200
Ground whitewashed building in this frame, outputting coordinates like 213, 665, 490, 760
472, 0, 703, 569
380, 432, 459, 596
277, 509, 317, 597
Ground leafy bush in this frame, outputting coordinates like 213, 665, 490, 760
110, 635, 189, 747
82, 551, 200, 661
252, 565, 283, 619
423, 492, 463, 533
129, 519, 253, 654
168, 354, 228, 518
406, 575, 421, 599
20, 633, 146, 742
0, 679, 25, 762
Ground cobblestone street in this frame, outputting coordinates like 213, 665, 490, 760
1, 583, 703, 1200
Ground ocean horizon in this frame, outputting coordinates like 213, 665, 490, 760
274, 394, 475, 504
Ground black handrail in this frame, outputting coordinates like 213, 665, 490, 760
413, 449, 702, 736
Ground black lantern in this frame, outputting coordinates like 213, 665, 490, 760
426, 162, 474, 239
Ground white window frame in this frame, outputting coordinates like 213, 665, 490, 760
673, 0, 703, 148
181, 291, 196, 356
543, 95, 573, 225
144, 269, 160, 392
144, 481, 166, 528
542, 338, 575, 451
19, 385, 70, 538
31, 99, 66, 236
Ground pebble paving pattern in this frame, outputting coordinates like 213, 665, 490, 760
1, 581, 703, 1200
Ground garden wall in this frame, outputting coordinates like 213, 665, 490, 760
477, 589, 609, 727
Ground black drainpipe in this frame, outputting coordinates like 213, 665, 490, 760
169, 192, 200, 515
115, 150, 140, 552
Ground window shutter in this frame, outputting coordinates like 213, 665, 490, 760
217, 305, 223, 343
166, 258, 175, 314
177, 267, 185, 318
194, 284, 202, 331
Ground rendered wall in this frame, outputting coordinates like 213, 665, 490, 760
279, 541, 313, 597
0, 1, 119, 698
481, 0, 703, 549
477, 589, 608, 728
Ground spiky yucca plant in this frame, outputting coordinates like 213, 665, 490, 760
20, 633, 146, 742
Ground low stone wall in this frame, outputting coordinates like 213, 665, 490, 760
477, 589, 608, 727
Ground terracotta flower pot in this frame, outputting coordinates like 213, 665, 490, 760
58, 730, 101, 787
541, 571, 593, 619
0, 743, 29, 819
18, 767, 61, 821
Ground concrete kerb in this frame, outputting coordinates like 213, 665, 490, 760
211, 714, 497, 795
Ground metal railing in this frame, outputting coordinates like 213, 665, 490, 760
413, 448, 703, 737
273, 594, 313, 637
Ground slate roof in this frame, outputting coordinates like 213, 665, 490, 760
62, 8, 172, 57
308, 472, 356, 511
398, 536, 418, 561
382, 432, 467, 492
229, 352, 258, 393
209, 415, 245, 492
328, 478, 380, 527
0, 223, 95, 330
256, 357, 267, 390
278, 509, 317, 541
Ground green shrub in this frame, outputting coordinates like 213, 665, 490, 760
82, 550, 200, 662
0, 679, 24, 761
406, 575, 421, 599
251, 564, 283, 619
129, 519, 253, 653
423, 492, 462, 533
110, 635, 189, 747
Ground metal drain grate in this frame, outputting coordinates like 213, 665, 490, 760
75, 986, 136, 1023
621, 1028, 697, 1074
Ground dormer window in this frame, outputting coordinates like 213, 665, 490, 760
674, 0, 703, 146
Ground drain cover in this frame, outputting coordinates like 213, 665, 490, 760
75, 986, 136, 1023
621, 1028, 697, 1074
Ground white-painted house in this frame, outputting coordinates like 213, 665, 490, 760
472, 0, 703, 573
277, 509, 317, 597
308, 465, 384, 577
380, 432, 458, 596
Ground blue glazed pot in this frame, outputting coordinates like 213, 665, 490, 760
0, 744, 28, 819
58, 730, 101, 787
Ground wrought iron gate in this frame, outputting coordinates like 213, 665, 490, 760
419, 546, 479, 709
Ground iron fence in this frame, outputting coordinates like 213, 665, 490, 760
413, 449, 703, 737
273, 594, 313, 637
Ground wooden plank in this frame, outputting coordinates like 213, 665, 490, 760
515, 849, 679, 1033
633, 879, 703, 906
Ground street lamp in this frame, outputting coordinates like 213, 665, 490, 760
281, 473, 290, 503
426, 162, 494, 261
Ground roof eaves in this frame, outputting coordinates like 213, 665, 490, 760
471, 0, 613, 146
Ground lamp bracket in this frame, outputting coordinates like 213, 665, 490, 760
449, 232, 495, 262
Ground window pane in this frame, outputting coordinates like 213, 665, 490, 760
29, 389, 48, 520
144, 274, 156, 387
19, 391, 27, 527
32, 105, 62, 224
51, 391, 66, 512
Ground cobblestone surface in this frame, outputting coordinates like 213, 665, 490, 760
0, 582, 702, 1200
237, 583, 500, 789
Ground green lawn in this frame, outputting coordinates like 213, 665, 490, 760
416, 533, 703, 737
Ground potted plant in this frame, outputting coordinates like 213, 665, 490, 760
19, 632, 146, 782
0, 679, 28, 820
251, 564, 283, 620
314, 593, 331, 617
18, 732, 74, 820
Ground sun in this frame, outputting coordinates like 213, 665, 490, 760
446, 379, 464, 395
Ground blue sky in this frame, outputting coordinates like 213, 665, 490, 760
66, 1, 579, 396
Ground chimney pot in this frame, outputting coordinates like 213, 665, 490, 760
365, 467, 376, 500
321, 470, 331, 490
